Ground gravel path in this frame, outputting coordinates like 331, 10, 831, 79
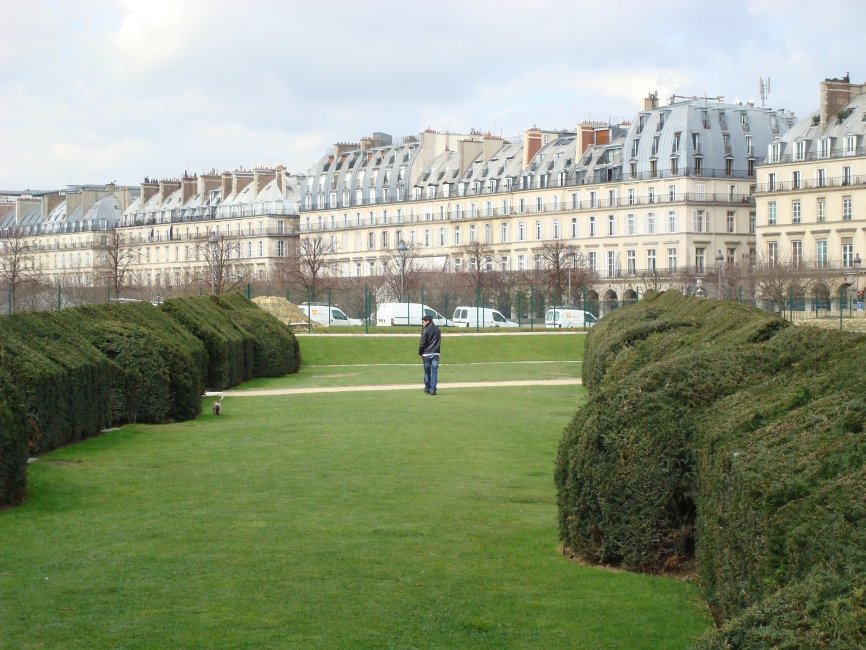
208, 378, 582, 397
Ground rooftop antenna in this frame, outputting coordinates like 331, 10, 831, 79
759, 77, 771, 107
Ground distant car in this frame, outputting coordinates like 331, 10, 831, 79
452, 306, 519, 328
376, 302, 451, 327
298, 302, 362, 326
545, 307, 597, 329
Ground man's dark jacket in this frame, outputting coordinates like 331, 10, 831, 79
419, 323, 441, 356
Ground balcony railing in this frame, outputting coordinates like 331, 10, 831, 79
764, 144, 866, 166
754, 173, 866, 193
298, 193, 754, 232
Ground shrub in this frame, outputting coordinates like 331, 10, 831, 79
0, 367, 28, 507
159, 295, 255, 389
556, 292, 866, 645
211, 294, 301, 376
70, 302, 207, 422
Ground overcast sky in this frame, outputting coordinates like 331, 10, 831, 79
2, 0, 864, 191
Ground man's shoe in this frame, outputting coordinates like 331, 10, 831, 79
424, 389, 430, 394
430, 390, 436, 395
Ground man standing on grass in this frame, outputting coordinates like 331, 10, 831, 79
419, 314, 441, 395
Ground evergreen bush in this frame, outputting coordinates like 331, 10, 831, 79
0, 294, 299, 506
0, 367, 28, 507
555, 291, 866, 646
159, 296, 254, 389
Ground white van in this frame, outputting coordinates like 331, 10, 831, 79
545, 307, 597, 329
452, 306, 519, 328
376, 302, 451, 327
298, 303, 362, 327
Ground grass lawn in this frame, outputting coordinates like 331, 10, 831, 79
0, 333, 712, 649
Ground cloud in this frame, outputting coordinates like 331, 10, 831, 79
2, 0, 866, 189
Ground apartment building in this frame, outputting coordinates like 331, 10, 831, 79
1, 168, 302, 300
755, 75, 866, 302
0, 184, 137, 282
117, 167, 301, 290
299, 94, 794, 303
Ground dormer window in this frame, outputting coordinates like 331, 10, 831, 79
794, 140, 806, 161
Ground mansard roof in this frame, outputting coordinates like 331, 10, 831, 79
777, 91, 866, 157
620, 97, 795, 179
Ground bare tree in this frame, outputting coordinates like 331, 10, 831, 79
638, 268, 670, 295
537, 240, 572, 305
0, 227, 39, 314
93, 230, 139, 299
748, 254, 819, 312
458, 240, 495, 300
196, 233, 246, 295
380, 241, 421, 301
294, 235, 337, 301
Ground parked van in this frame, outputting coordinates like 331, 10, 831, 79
545, 307, 597, 329
452, 306, 519, 328
376, 302, 451, 327
299, 302, 362, 326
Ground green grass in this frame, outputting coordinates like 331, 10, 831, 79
295, 330, 586, 366
0, 334, 711, 649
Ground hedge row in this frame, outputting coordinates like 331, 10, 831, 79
555, 291, 865, 646
0, 294, 300, 507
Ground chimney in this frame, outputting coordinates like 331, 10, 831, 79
41, 191, 65, 215
159, 180, 181, 203
275, 165, 286, 194
481, 133, 504, 162
819, 74, 866, 127
141, 178, 159, 205
221, 172, 233, 200
643, 92, 659, 111
182, 175, 198, 204
457, 138, 483, 175
232, 171, 254, 197
254, 168, 277, 195
523, 128, 543, 168
335, 142, 360, 155
15, 196, 41, 224
198, 173, 221, 202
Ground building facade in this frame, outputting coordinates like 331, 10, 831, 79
755, 75, 866, 305
4, 88, 814, 310
1, 167, 302, 301
299, 94, 794, 304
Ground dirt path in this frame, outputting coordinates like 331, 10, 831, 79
209, 378, 582, 397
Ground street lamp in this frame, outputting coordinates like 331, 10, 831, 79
715, 249, 724, 299
854, 254, 863, 313
565, 248, 574, 307
396, 240, 408, 302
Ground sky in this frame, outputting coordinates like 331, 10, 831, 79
2, 0, 865, 191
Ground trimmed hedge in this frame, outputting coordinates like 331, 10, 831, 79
69, 302, 208, 422
0, 294, 300, 507
555, 291, 866, 645
0, 311, 115, 454
159, 296, 255, 389
0, 366, 28, 507
211, 293, 301, 377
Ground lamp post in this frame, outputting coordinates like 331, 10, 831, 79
715, 249, 724, 300
566, 249, 574, 307
396, 239, 407, 302
854, 253, 863, 313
